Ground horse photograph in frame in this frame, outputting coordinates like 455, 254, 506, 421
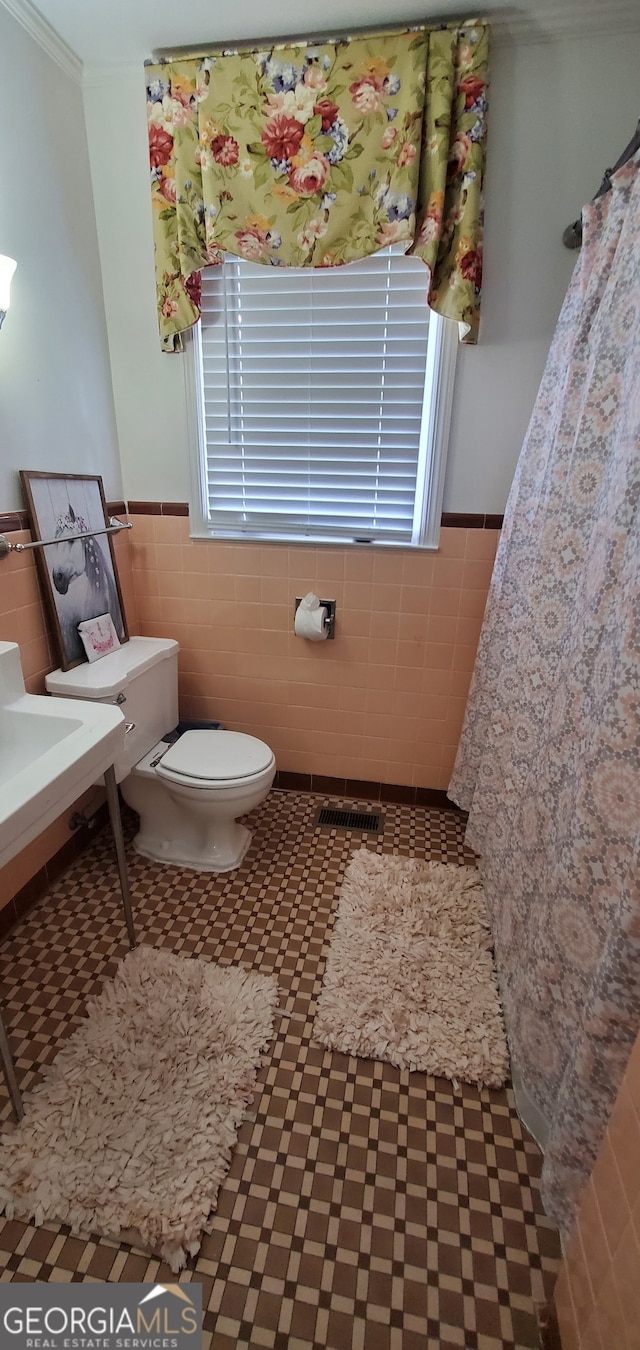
20, 471, 129, 671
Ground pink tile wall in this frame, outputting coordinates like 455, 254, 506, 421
129, 515, 498, 790
0, 509, 495, 907
0, 530, 57, 695
553, 1028, 640, 1350
0, 524, 138, 910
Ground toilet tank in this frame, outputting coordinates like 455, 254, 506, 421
46, 637, 179, 783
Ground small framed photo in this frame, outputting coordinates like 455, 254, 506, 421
20, 471, 129, 671
78, 613, 122, 663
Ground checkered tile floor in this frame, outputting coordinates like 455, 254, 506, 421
0, 791, 560, 1348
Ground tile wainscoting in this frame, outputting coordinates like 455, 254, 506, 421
0, 500, 499, 916
128, 506, 500, 794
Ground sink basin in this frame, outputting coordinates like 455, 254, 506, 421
0, 641, 125, 869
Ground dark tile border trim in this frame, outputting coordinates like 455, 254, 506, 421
125, 500, 162, 516
126, 502, 504, 530
0, 510, 29, 533
1, 504, 127, 535
440, 511, 505, 529
273, 770, 466, 813
2, 503, 505, 534
126, 501, 188, 517
0, 804, 109, 943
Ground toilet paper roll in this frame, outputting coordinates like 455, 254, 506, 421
294, 593, 329, 641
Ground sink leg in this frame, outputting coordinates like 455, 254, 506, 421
0, 1006, 23, 1121
105, 765, 137, 951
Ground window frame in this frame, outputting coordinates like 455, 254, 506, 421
185, 257, 458, 550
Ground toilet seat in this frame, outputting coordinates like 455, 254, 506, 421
124, 727, 276, 873
156, 729, 275, 788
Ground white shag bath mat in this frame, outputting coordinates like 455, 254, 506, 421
0, 945, 278, 1270
313, 850, 509, 1087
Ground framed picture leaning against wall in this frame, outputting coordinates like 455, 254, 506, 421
20, 470, 129, 671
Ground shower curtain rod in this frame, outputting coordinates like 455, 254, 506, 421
563, 116, 640, 249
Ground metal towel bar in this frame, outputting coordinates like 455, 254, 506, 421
0, 517, 133, 559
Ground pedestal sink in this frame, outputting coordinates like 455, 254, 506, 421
0, 641, 125, 868
0, 641, 136, 1119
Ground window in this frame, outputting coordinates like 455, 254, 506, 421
187, 247, 458, 547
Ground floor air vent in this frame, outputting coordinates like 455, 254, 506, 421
314, 806, 384, 833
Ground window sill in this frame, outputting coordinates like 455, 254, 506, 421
188, 528, 440, 551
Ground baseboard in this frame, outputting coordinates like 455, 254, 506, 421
273, 771, 466, 812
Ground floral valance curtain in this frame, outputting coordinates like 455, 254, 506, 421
146, 20, 489, 351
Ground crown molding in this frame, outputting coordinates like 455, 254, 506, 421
2, 0, 639, 76
0, 0, 82, 81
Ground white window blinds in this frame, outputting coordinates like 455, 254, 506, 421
195, 247, 454, 544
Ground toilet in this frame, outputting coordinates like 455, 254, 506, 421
45, 637, 276, 872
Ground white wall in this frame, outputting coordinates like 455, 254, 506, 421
83, 65, 193, 505
444, 29, 640, 512
82, 26, 640, 514
0, 6, 122, 511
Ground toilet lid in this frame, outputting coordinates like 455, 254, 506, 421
158, 730, 273, 782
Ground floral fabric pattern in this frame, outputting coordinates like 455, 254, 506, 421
145, 22, 489, 349
449, 154, 640, 1234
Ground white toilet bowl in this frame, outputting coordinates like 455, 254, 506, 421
45, 637, 276, 874
120, 730, 276, 872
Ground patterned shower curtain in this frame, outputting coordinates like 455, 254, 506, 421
449, 152, 640, 1233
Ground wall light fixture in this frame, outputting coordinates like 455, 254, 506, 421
0, 256, 17, 329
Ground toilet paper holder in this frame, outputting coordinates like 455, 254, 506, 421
294, 596, 336, 639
